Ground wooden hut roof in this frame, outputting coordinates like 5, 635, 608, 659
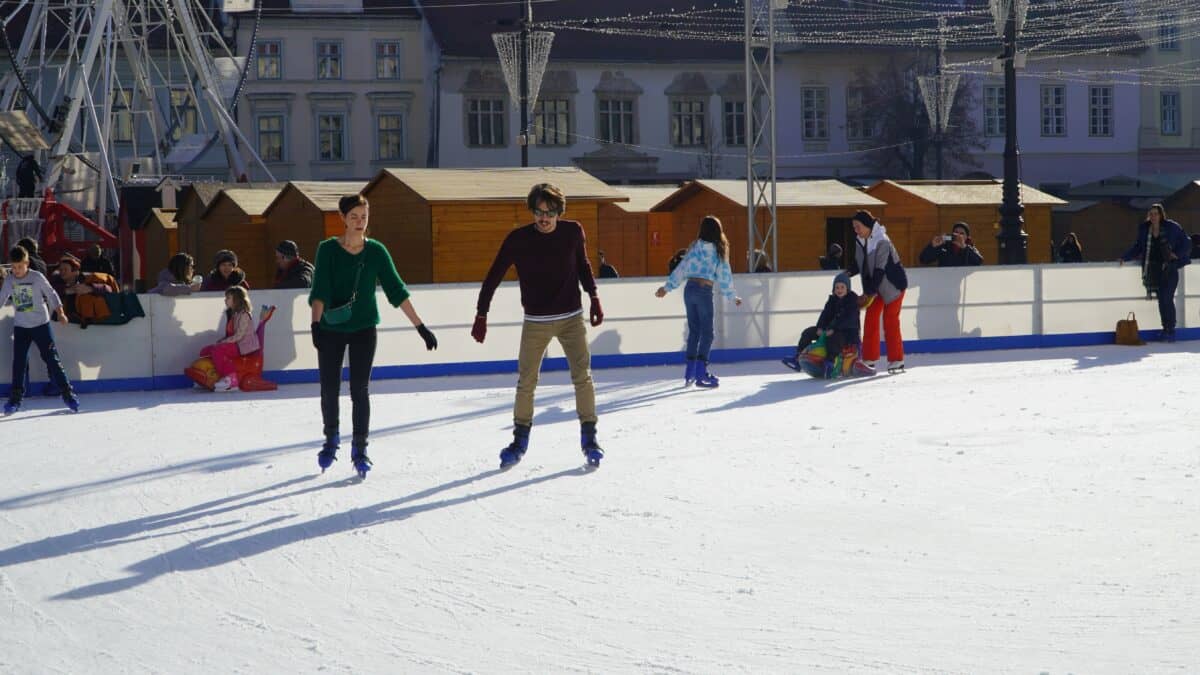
873, 180, 1067, 206
139, 208, 178, 229
655, 179, 885, 210
613, 185, 682, 213
1052, 200, 1101, 214
264, 181, 368, 216
202, 187, 286, 219
368, 167, 627, 203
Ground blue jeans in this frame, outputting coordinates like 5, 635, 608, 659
684, 281, 715, 361
10, 323, 71, 400
1157, 265, 1179, 331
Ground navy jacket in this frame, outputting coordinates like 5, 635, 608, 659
816, 291, 861, 344
919, 240, 984, 267
1121, 219, 1191, 267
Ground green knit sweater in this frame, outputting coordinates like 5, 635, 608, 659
308, 238, 410, 332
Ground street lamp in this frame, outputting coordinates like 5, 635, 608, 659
992, 0, 1029, 264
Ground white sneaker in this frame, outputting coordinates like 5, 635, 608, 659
213, 376, 237, 392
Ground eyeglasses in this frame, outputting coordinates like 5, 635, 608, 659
532, 208, 561, 218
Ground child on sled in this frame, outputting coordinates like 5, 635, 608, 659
782, 272, 871, 377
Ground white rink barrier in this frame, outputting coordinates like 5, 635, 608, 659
1, 263, 1196, 392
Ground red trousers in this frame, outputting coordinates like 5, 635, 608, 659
201, 343, 242, 377
862, 290, 905, 362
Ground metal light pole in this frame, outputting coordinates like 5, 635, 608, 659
997, 0, 1027, 264
935, 18, 946, 181
519, 0, 531, 167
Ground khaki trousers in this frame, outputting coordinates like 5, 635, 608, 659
514, 313, 596, 426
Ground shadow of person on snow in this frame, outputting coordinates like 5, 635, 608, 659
51, 466, 584, 601
699, 375, 880, 414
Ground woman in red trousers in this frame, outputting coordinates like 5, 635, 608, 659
849, 210, 908, 374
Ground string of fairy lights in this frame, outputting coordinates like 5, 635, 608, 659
536, 0, 1200, 86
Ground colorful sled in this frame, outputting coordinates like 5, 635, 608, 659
185, 305, 279, 391
795, 335, 875, 380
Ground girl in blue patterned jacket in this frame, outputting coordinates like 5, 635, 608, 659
655, 216, 742, 388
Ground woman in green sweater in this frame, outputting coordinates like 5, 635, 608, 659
308, 194, 438, 478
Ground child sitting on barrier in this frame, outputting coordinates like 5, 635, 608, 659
782, 272, 868, 375
199, 286, 259, 392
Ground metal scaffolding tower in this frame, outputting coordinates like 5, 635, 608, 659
744, 0, 782, 273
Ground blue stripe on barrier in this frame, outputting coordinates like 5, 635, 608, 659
1, 328, 1194, 396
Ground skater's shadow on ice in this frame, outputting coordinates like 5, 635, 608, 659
51, 467, 583, 601
0, 475, 332, 569
700, 376, 875, 414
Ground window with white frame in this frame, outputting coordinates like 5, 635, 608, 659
1161, 91, 1181, 135
467, 98, 505, 146
670, 99, 706, 146
169, 88, 197, 141
316, 41, 341, 80
376, 113, 405, 160
376, 42, 401, 80
723, 99, 745, 146
1159, 14, 1180, 50
113, 88, 133, 142
598, 98, 635, 144
257, 40, 281, 79
983, 85, 1005, 136
1088, 86, 1112, 137
802, 87, 828, 141
317, 113, 345, 160
1040, 85, 1066, 137
846, 86, 875, 140
257, 115, 284, 162
534, 98, 570, 146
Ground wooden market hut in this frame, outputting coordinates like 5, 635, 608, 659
864, 180, 1066, 265
139, 208, 179, 278
650, 179, 886, 272
173, 181, 282, 263
197, 187, 285, 288
262, 181, 366, 264
360, 167, 627, 283
598, 185, 680, 277
1163, 180, 1200, 232
1051, 200, 1141, 262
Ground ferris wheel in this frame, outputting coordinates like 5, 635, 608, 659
0, 0, 271, 216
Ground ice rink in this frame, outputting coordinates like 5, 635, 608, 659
1, 345, 1197, 673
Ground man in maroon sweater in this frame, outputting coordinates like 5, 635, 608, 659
473, 183, 606, 470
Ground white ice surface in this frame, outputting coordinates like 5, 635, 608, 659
1, 345, 1198, 674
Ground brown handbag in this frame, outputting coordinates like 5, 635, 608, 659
1115, 312, 1146, 346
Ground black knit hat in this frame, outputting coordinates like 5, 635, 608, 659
952, 222, 971, 237
214, 249, 237, 267
276, 240, 299, 258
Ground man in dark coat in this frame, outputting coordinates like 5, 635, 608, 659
919, 222, 983, 267
273, 240, 314, 289
818, 243, 843, 270
597, 250, 619, 279
15, 155, 42, 198
80, 244, 116, 276
15, 237, 47, 276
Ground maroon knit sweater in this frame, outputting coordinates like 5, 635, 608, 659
476, 219, 598, 318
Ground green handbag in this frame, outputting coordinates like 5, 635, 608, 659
322, 261, 363, 325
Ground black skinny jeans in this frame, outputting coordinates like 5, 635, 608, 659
317, 326, 377, 448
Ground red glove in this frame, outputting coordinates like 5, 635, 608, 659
471, 315, 487, 343
589, 295, 603, 327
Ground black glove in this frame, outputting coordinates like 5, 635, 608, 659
416, 323, 438, 351
311, 321, 321, 350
